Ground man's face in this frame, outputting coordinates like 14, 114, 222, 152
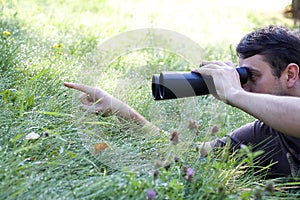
238, 54, 287, 95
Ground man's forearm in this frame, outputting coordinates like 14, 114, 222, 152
229, 90, 300, 138
112, 100, 160, 133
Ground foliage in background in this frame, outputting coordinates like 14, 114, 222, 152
1, 0, 300, 199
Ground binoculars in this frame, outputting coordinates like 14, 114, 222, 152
152, 67, 249, 100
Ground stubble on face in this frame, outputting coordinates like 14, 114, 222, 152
239, 55, 288, 96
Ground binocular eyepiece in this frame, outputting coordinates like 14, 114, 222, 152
152, 67, 249, 100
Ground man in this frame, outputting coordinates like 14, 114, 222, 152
65, 25, 300, 177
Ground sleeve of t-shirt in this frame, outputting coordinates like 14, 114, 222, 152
215, 120, 272, 149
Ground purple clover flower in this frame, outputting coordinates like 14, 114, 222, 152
146, 189, 157, 200
186, 168, 195, 176
185, 167, 195, 182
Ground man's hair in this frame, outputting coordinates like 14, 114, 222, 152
236, 25, 300, 77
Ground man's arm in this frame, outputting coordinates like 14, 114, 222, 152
228, 90, 300, 138
64, 82, 216, 156
193, 63, 300, 138
64, 82, 156, 129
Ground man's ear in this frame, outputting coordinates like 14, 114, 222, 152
285, 63, 300, 88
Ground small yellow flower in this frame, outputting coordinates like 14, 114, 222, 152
53, 43, 63, 49
53, 44, 59, 49
2, 31, 11, 36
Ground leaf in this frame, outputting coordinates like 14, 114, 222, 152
34, 111, 74, 117
93, 142, 109, 154
11, 133, 24, 143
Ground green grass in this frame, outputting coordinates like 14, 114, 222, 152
1, 0, 300, 199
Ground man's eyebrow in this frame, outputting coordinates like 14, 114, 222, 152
242, 66, 260, 74
248, 68, 260, 74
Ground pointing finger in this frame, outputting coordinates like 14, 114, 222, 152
64, 82, 104, 99
64, 82, 111, 102
64, 82, 95, 94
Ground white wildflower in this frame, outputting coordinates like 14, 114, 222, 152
25, 132, 40, 140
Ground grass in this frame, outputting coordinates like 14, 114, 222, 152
1, 0, 300, 199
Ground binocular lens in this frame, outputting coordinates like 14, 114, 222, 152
151, 74, 161, 100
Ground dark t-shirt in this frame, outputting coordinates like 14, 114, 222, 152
216, 120, 300, 177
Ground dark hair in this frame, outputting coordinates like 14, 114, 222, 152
236, 25, 300, 77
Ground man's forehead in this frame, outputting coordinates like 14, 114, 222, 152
239, 55, 271, 70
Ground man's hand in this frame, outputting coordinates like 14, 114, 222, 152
192, 61, 243, 103
64, 82, 120, 115
64, 82, 152, 126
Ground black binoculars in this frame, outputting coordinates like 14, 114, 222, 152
152, 67, 249, 100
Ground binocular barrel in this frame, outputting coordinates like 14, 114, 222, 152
152, 67, 248, 100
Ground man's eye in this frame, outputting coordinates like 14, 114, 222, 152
248, 72, 256, 81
